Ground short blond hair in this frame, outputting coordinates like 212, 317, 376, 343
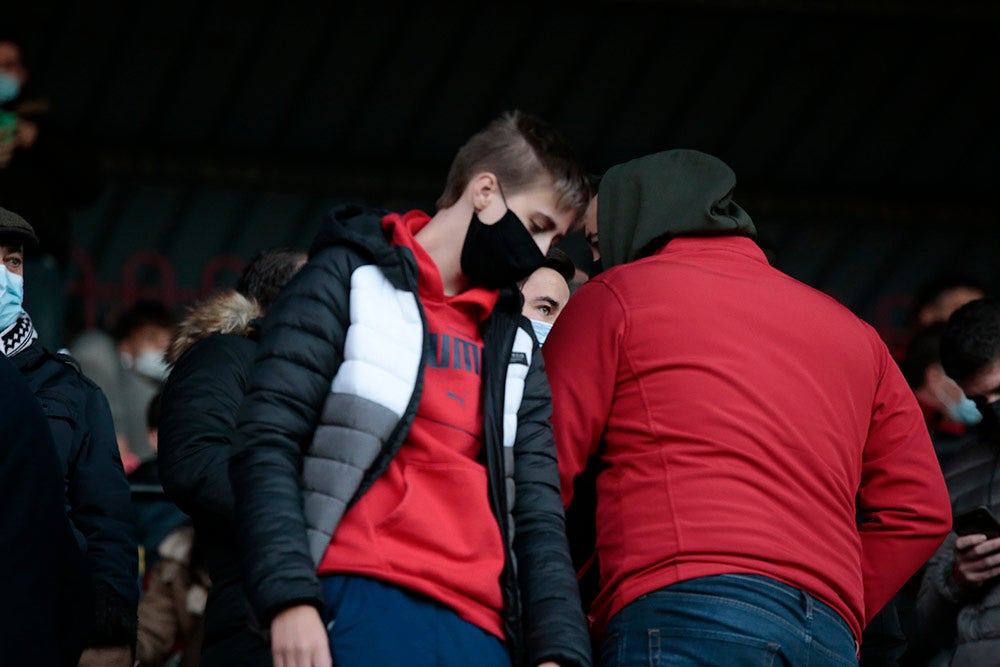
436, 110, 591, 220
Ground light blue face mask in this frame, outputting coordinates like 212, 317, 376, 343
530, 319, 553, 347
0, 71, 21, 105
0, 266, 25, 330
133, 350, 170, 383
947, 395, 983, 426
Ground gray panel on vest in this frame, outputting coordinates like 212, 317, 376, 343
303, 457, 365, 500
320, 393, 399, 442
306, 526, 332, 566
302, 489, 347, 532
311, 424, 382, 471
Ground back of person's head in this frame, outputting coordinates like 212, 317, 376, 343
595, 149, 756, 269
113, 300, 176, 343
235, 247, 307, 313
910, 272, 987, 330
899, 323, 946, 389
436, 110, 591, 221
940, 297, 1000, 384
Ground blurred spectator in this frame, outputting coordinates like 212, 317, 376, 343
519, 245, 575, 346
900, 323, 982, 463
0, 31, 103, 350
909, 273, 987, 332
158, 247, 306, 666
71, 299, 176, 470
0, 207, 138, 666
873, 322, 985, 667
918, 297, 1000, 666
136, 525, 210, 667
0, 353, 92, 666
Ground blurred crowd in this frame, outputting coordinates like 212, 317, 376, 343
3, 30, 1000, 667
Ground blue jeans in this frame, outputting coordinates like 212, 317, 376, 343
601, 574, 858, 667
319, 575, 510, 667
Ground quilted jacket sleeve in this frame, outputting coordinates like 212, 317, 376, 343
510, 340, 592, 667
158, 334, 254, 526
70, 384, 140, 646
229, 247, 354, 625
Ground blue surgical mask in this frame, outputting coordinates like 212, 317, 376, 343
0, 266, 24, 330
529, 319, 553, 347
134, 350, 170, 382
947, 395, 984, 426
0, 71, 20, 105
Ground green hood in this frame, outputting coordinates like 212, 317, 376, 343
597, 149, 756, 268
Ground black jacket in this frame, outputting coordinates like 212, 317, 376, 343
0, 354, 92, 666
11, 342, 138, 647
158, 290, 271, 665
231, 205, 591, 667
917, 432, 1000, 665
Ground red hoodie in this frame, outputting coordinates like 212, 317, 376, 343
318, 211, 505, 638
544, 236, 952, 642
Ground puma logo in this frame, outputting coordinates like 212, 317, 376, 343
447, 391, 468, 409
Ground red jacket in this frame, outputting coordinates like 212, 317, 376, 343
545, 236, 951, 641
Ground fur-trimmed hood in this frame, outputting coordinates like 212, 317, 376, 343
167, 290, 261, 365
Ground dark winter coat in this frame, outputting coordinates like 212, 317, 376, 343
230, 205, 591, 667
158, 290, 271, 665
11, 342, 139, 647
0, 353, 92, 665
917, 433, 1000, 666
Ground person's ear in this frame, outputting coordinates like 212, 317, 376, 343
469, 173, 499, 212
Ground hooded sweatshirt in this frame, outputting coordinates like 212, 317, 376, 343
597, 149, 756, 269
545, 149, 952, 642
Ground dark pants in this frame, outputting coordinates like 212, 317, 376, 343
601, 574, 858, 667
319, 575, 510, 667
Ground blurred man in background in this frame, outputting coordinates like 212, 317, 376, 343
72, 299, 176, 471
0, 206, 138, 667
918, 297, 1000, 666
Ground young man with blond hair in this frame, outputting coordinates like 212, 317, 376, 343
231, 110, 592, 667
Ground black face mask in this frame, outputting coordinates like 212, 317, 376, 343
460, 208, 544, 290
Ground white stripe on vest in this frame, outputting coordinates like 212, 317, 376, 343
331, 265, 423, 417
502, 327, 533, 448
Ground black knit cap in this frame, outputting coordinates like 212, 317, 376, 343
0, 207, 38, 246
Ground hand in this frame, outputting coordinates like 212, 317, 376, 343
77, 646, 133, 667
953, 534, 1000, 588
271, 604, 332, 667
